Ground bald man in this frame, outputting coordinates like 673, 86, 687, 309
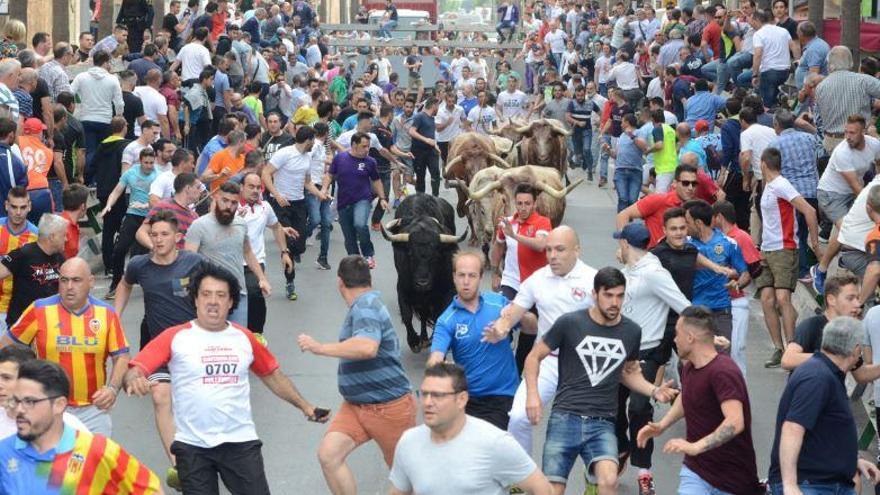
484, 226, 599, 454
1, 257, 131, 436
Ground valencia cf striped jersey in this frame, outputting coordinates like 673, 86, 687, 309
0, 217, 37, 313
9, 295, 130, 406
0, 424, 161, 494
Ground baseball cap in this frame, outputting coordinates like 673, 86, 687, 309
23, 118, 46, 134
695, 119, 709, 133
613, 223, 650, 249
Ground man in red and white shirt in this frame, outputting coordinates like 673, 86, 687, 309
754, 147, 820, 369
617, 163, 700, 248
712, 200, 762, 380
490, 183, 552, 374
124, 263, 327, 495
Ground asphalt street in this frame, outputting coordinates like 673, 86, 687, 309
106, 170, 823, 494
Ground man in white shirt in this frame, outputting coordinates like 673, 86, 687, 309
375, 48, 393, 86
812, 115, 880, 293
170, 27, 212, 85
449, 50, 469, 83
150, 148, 196, 204
454, 66, 477, 101
483, 226, 598, 455
466, 90, 497, 135
305, 36, 322, 68
543, 20, 568, 72
389, 363, 553, 495
125, 263, 326, 495
495, 76, 529, 122
133, 69, 170, 138
739, 106, 776, 206
607, 52, 643, 109
749, 9, 800, 108
435, 91, 465, 167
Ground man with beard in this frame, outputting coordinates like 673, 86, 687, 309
524, 266, 678, 494
0, 360, 161, 492
185, 181, 272, 327
259, 111, 295, 162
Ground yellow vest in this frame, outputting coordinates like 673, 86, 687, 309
653, 124, 678, 174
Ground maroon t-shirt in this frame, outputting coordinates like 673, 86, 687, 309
681, 354, 763, 495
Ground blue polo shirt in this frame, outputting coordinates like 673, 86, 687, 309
431, 292, 519, 398
195, 135, 227, 175
684, 90, 727, 130
337, 290, 411, 404
689, 229, 746, 310
768, 352, 857, 485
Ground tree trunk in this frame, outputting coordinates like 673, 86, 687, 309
807, 0, 824, 37
841, 0, 861, 66
99, 0, 117, 39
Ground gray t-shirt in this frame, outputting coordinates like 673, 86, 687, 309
542, 311, 641, 417
185, 213, 249, 294
389, 416, 536, 495
542, 97, 571, 126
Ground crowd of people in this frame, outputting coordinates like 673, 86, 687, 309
0, 0, 877, 494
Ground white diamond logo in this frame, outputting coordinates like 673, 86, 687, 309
576, 336, 627, 386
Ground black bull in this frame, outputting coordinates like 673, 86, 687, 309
380, 194, 467, 352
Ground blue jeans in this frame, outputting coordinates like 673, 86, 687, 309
48, 179, 63, 212
228, 294, 248, 328
82, 120, 110, 185
712, 52, 752, 94
542, 411, 617, 484
679, 465, 736, 495
378, 19, 397, 38
759, 69, 790, 109
769, 482, 855, 495
570, 126, 594, 172
496, 20, 516, 39
614, 167, 642, 212
338, 199, 374, 257
598, 135, 614, 180
305, 191, 332, 260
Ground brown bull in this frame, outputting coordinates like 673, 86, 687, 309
516, 118, 571, 177
442, 132, 509, 218
465, 165, 583, 246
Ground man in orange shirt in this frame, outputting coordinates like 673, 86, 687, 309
201, 129, 246, 192
17, 118, 63, 223
60, 184, 89, 259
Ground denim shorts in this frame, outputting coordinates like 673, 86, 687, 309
769, 481, 855, 495
542, 411, 617, 484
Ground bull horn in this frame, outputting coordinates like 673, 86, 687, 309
514, 121, 535, 134
445, 179, 465, 188
443, 155, 463, 178
537, 177, 585, 199
488, 153, 511, 168
548, 119, 572, 137
439, 226, 469, 244
468, 180, 502, 201
380, 220, 410, 242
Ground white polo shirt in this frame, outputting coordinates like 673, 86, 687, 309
435, 104, 465, 143
838, 177, 880, 251
512, 259, 598, 339
817, 135, 880, 195
753, 24, 791, 73
237, 199, 279, 264
177, 42, 212, 81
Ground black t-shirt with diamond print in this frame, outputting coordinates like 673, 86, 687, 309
542, 310, 641, 418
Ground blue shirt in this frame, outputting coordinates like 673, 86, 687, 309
615, 131, 645, 170
0, 424, 77, 494
431, 292, 519, 397
337, 290, 411, 404
768, 352, 857, 485
684, 91, 727, 131
195, 135, 227, 175
342, 113, 358, 132
213, 71, 231, 108
771, 128, 820, 199
689, 228, 746, 310
0, 145, 28, 210
679, 139, 708, 168
120, 164, 158, 216
437, 61, 452, 82
460, 96, 478, 116
795, 37, 830, 89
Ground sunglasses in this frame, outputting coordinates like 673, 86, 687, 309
679, 180, 698, 188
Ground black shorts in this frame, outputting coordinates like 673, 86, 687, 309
466, 395, 514, 431
139, 318, 170, 382
172, 439, 270, 495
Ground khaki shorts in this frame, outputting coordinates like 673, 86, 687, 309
755, 249, 798, 291
407, 75, 423, 91
326, 393, 416, 466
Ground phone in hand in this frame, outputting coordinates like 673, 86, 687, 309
309, 407, 331, 422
